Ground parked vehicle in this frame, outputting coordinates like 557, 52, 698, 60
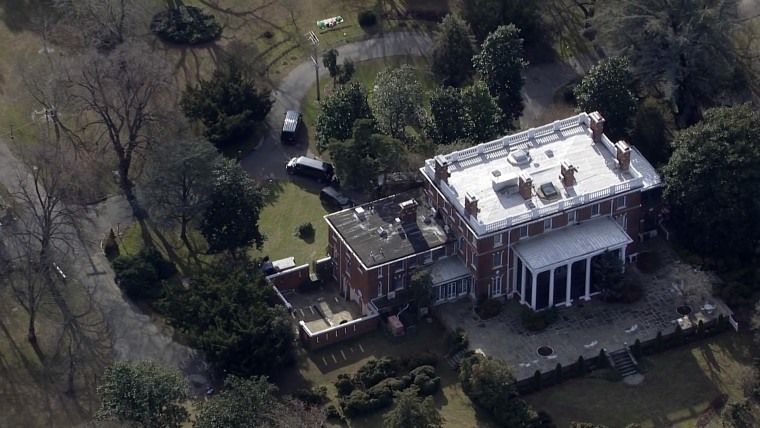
320, 186, 354, 210
286, 156, 334, 182
280, 110, 302, 144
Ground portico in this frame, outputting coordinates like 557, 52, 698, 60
513, 217, 632, 310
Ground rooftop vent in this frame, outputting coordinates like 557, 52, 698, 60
492, 171, 519, 193
508, 149, 531, 166
539, 182, 559, 200
377, 227, 387, 238
354, 206, 366, 220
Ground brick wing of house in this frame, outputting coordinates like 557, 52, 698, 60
324, 111, 662, 314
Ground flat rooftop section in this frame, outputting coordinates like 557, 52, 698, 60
285, 286, 363, 333
422, 113, 661, 235
325, 189, 450, 269
513, 217, 633, 272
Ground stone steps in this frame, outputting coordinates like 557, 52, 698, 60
610, 349, 638, 377
447, 350, 468, 371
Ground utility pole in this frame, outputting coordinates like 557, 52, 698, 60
307, 31, 321, 103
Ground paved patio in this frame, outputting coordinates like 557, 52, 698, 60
283, 284, 362, 333
437, 239, 732, 381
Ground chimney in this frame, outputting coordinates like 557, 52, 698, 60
434, 155, 450, 184
464, 191, 479, 219
615, 140, 632, 172
518, 172, 533, 200
398, 199, 418, 224
589, 111, 605, 143
560, 160, 577, 187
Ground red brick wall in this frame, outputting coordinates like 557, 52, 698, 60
266, 264, 310, 291
298, 315, 380, 350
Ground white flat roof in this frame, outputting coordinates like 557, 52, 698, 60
513, 217, 633, 272
422, 113, 661, 235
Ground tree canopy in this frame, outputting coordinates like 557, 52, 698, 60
371, 65, 425, 138
200, 159, 266, 257
328, 119, 408, 193
431, 14, 476, 87
160, 264, 295, 377
473, 25, 527, 129
96, 360, 190, 427
181, 62, 273, 147
574, 56, 637, 141
383, 387, 444, 428
140, 136, 221, 246
426, 82, 502, 146
461, 0, 543, 46
194, 375, 278, 428
595, 0, 750, 127
662, 104, 760, 260
315, 81, 374, 152
591, 250, 627, 301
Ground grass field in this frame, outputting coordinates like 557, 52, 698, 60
524, 333, 759, 428
274, 320, 497, 427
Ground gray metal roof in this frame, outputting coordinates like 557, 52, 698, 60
513, 216, 632, 272
428, 257, 471, 285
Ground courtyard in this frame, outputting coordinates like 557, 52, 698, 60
436, 238, 733, 381
283, 284, 363, 333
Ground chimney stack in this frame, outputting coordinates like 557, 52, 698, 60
398, 199, 418, 224
434, 155, 450, 184
464, 191, 479, 219
560, 160, 577, 187
518, 172, 533, 200
589, 111, 605, 144
615, 141, 632, 172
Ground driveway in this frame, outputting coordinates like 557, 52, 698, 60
241, 31, 591, 181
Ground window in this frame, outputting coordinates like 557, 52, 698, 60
591, 203, 600, 216
394, 275, 404, 290
493, 251, 503, 268
435, 285, 445, 302
423, 251, 433, 264
616, 195, 627, 209
544, 218, 552, 230
491, 276, 503, 297
378, 281, 383, 297
471, 253, 478, 268
408, 256, 418, 269
345, 254, 351, 273
519, 225, 529, 239
494, 233, 502, 247
377, 265, 383, 278
568, 210, 576, 223
394, 260, 405, 272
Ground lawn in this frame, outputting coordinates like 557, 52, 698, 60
524, 333, 759, 428
274, 320, 497, 428
301, 55, 435, 157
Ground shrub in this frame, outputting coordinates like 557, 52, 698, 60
655, 331, 664, 352
104, 229, 120, 260
374, 377, 408, 392
358, 10, 377, 27
445, 327, 469, 356
673, 325, 684, 346
576, 356, 586, 377
597, 349, 608, 368
478, 298, 502, 319
325, 404, 343, 421
532, 370, 542, 391
696, 320, 705, 339
293, 386, 328, 405
354, 357, 398, 388
406, 353, 438, 369
112, 254, 159, 299
521, 306, 558, 331
140, 246, 177, 280
334, 373, 355, 396
409, 365, 440, 395
554, 363, 563, 384
294, 222, 315, 240
632, 339, 642, 360
623, 281, 643, 303
151, 6, 222, 45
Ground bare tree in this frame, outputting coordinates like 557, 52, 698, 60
269, 397, 327, 428
278, 0, 301, 31
52, 0, 149, 50
52, 42, 170, 218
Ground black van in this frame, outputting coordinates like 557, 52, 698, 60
320, 186, 354, 210
286, 156, 334, 182
281, 110, 302, 144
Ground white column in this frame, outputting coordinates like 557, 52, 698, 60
565, 262, 573, 306
520, 263, 527, 304
583, 257, 592, 300
548, 268, 555, 307
619, 246, 627, 272
511, 251, 518, 297
530, 272, 538, 310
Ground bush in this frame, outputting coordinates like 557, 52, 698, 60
477, 298, 502, 319
409, 365, 440, 395
140, 246, 177, 280
554, 363, 563, 384
576, 356, 586, 377
673, 325, 684, 346
358, 10, 377, 27
445, 327, 469, 356
623, 281, 644, 303
374, 377, 408, 392
521, 306, 558, 331
354, 357, 398, 388
325, 404, 343, 421
294, 222, 315, 240
406, 353, 438, 370
293, 386, 328, 405
632, 339, 642, 360
655, 331, 664, 352
334, 373, 355, 396
597, 349, 608, 368
151, 6, 222, 45
112, 254, 159, 299
532, 370, 542, 391
104, 229, 120, 260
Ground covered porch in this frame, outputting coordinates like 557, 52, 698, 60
429, 257, 473, 305
512, 217, 633, 310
